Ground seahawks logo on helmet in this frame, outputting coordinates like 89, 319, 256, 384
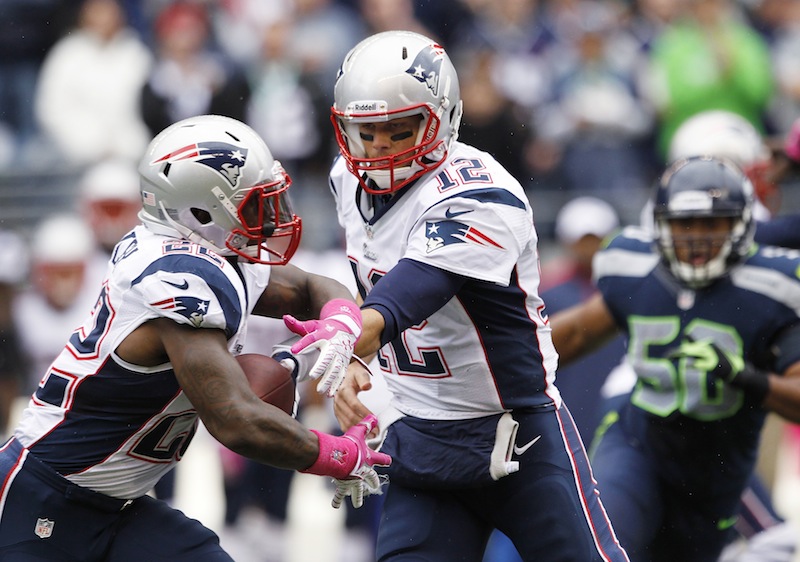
152, 142, 249, 187
405, 43, 446, 96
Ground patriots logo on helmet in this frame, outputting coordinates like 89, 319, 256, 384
425, 220, 504, 253
405, 43, 446, 96
152, 142, 248, 187
151, 296, 211, 328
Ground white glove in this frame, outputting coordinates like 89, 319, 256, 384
332, 465, 388, 509
283, 298, 362, 397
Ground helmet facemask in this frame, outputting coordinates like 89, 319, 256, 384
653, 156, 755, 289
174, 162, 301, 266
656, 214, 748, 288
333, 103, 450, 194
229, 168, 302, 265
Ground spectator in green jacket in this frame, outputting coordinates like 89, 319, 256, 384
645, 0, 773, 159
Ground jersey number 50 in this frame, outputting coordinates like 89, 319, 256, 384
628, 316, 743, 421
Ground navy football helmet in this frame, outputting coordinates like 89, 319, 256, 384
653, 156, 755, 288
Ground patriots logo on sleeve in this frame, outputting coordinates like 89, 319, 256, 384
425, 220, 504, 253
151, 142, 248, 187
151, 296, 211, 328
405, 43, 446, 96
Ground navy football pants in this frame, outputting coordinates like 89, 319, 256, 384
0, 439, 233, 561
375, 406, 629, 561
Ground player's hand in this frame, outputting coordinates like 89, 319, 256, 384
302, 414, 392, 509
283, 298, 361, 397
331, 469, 387, 509
333, 414, 391, 509
670, 338, 770, 402
334, 361, 375, 434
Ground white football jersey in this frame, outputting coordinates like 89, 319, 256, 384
13, 225, 270, 498
331, 141, 561, 420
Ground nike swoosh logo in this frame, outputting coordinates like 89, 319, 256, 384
163, 279, 189, 290
445, 208, 473, 219
513, 435, 541, 456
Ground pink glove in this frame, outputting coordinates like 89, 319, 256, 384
302, 414, 392, 509
283, 298, 362, 396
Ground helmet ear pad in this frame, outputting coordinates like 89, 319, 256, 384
138, 115, 302, 265
331, 31, 462, 194
653, 156, 755, 288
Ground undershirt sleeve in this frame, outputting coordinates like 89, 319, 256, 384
754, 216, 800, 249
769, 322, 800, 374
362, 258, 466, 346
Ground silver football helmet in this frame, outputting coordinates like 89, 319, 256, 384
332, 30, 463, 194
139, 115, 302, 265
668, 110, 777, 216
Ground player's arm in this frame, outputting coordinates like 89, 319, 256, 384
118, 317, 390, 503
762, 360, 800, 423
335, 258, 465, 430
356, 258, 466, 356
671, 324, 800, 423
333, 307, 385, 431
754, 214, 800, 249
354, 308, 388, 358
548, 292, 620, 367
252, 262, 355, 320
119, 317, 319, 469
748, 324, 800, 424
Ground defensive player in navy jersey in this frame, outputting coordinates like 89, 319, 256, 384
551, 156, 800, 561
632, 109, 799, 558
327, 31, 629, 562
0, 115, 391, 561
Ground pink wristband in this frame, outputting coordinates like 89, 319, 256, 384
301, 430, 357, 479
321, 298, 362, 337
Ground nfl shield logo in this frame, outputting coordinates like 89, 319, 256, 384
35, 518, 54, 539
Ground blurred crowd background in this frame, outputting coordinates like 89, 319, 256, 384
3, 0, 800, 560
2, 0, 800, 247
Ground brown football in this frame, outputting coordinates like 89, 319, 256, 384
235, 353, 295, 415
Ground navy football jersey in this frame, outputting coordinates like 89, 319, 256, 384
593, 226, 800, 493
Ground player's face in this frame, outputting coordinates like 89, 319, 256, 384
358, 116, 422, 161
668, 216, 734, 266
